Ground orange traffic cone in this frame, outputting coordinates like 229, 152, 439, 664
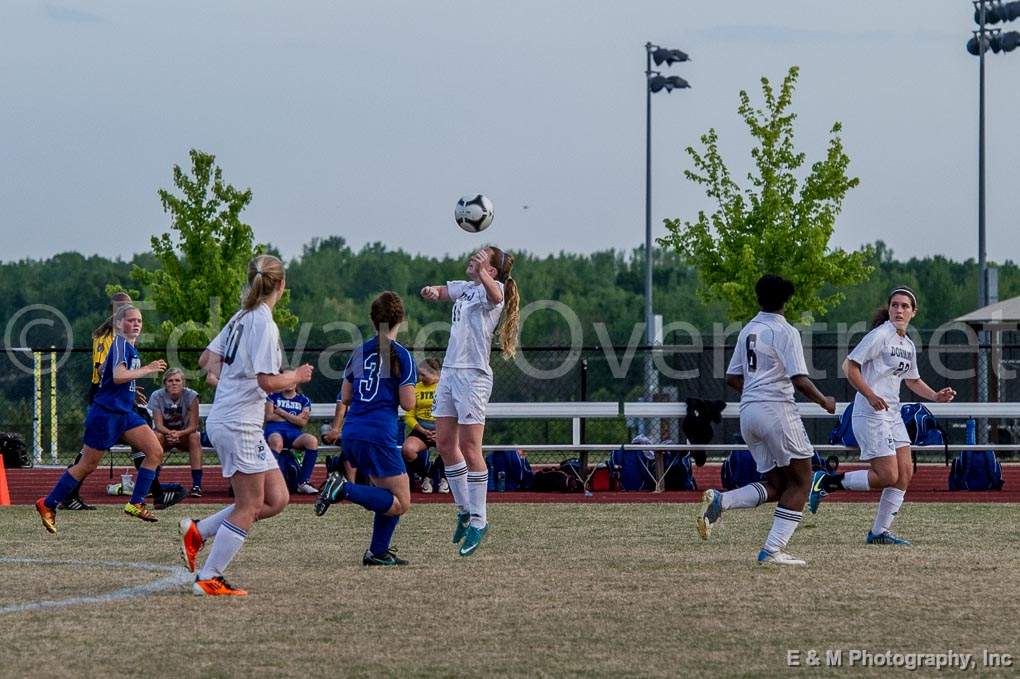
0, 455, 11, 506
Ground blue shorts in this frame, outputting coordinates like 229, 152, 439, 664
264, 423, 304, 449
83, 404, 148, 451
342, 439, 406, 479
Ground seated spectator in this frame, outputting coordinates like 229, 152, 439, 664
149, 368, 205, 496
401, 358, 446, 493
265, 386, 319, 494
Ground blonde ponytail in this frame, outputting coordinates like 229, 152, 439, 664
487, 247, 520, 360
242, 255, 285, 310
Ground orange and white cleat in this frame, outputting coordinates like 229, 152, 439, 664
178, 518, 205, 573
123, 502, 158, 522
193, 576, 247, 597
36, 498, 57, 534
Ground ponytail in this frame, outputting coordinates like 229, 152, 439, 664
93, 291, 133, 339
371, 291, 406, 378
499, 277, 520, 360
870, 307, 890, 328
242, 255, 285, 311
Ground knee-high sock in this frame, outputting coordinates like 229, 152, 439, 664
44, 470, 80, 509
467, 470, 489, 528
721, 482, 767, 510
197, 504, 236, 540
445, 461, 469, 512
872, 488, 905, 535
343, 483, 394, 514
67, 450, 85, 500
191, 468, 204, 488
300, 449, 318, 484
763, 507, 802, 553
842, 470, 871, 491
369, 513, 400, 557
129, 466, 157, 505
198, 520, 247, 580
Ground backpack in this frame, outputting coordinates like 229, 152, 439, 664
948, 418, 1005, 491
274, 451, 302, 493
486, 450, 534, 491
608, 447, 655, 491
900, 403, 948, 466
660, 451, 697, 491
0, 432, 30, 469
828, 402, 859, 448
531, 460, 583, 493
720, 449, 763, 490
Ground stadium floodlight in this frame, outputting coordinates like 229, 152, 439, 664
974, 0, 1020, 23
642, 42, 690, 436
967, 31, 1020, 54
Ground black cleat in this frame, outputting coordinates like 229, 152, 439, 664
59, 497, 97, 510
154, 488, 188, 510
362, 549, 408, 566
190, 485, 203, 498
314, 472, 347, 517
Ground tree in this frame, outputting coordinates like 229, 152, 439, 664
132, 149, 297, 358
658, 66, 873, 321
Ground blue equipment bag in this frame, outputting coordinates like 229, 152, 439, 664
828, 402, 858, 448
609, 447, 655, 491
948, 418, 1005, 491
660, 451, 697, 491
900, 402, 948, 467
486, 449, 533, 491
720, 449, 762, 490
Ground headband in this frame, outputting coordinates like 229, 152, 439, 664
889, 287, 917, 308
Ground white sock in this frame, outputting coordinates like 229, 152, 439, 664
721, 482, 767, 511
843, 470, 872, 492
763, 507, 802, 553
197, 520, 247, 580
197, 504, 235, 540
445, 461, 469, 513
872, 488, 906, 535
467, 470, 489, 528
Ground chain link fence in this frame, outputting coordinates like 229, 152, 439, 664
2, 332, 1018, 467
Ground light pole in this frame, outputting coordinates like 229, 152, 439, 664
966, 1, 1020, 440
643, 43, 689, 436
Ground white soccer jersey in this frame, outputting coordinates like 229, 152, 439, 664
847, 320, 919, 419
726, 312, 809, 406
442, 280, 505, 374
206, 303, 282, 427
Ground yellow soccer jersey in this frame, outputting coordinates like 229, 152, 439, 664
91, 330, 115, 385
405, 381, 436, 430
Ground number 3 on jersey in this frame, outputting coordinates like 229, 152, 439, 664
357, 353, 380, 401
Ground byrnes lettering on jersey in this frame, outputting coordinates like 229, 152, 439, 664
726, 312, 809, 406
268, 392, 311, 418
847, 320, 919, 418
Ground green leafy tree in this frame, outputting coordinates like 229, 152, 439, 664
658, 66, 873, 321
132, 149, 297, 360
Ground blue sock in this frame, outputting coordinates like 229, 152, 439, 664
343, 483, 394, 513
130, 466, 157, 504
300, 449, 318, 483
191, 468, 203, 487
44, 471, 80, 509
370, 512, 399, 557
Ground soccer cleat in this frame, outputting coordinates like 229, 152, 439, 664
59, 496, 97, 510
807, 471, 827, 514
36, 498, 57, 534
190, 485, 203, 498
420, 476, 433, 494
438, 478, 450, 494
155, 488, 188, 510
193, 576, 247, 597
123, 502, 158, 522
314, 472, 347, 516
696, 489, 723, 540
459, 523, 489, 557
178, 517, 205, 573
362, 548, 409, 566
757, 549, 807, 566
866, 530, 911, 545
452, 510, 471, 544
295, 482, 319, 495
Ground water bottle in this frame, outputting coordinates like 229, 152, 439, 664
121, 473, 134, 494
965, 418, 976, 446
496, 471, 506, 492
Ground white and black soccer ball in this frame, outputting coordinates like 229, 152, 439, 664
454, 194, 494, 233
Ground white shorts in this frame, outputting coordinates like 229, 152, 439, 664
431, 367, 493, 425
852, 414, 910, 461
739, 402, 813, 474
207, 420, 278, 478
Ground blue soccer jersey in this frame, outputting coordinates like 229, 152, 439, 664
92, 335, 141, 414
267, 391, 311, 419
341, 337, 416, 447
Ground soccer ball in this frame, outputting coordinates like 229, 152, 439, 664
454, 194, 494, 233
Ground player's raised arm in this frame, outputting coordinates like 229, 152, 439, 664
420, 285, 450, 302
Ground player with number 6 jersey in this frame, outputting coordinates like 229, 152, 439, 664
697, 275, 835, 566
181, 255, 314, 596
808, 287, 956, 545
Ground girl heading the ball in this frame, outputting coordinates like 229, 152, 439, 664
419, 247, 520, 556
808, 286, 956, 544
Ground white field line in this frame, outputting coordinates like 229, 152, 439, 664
0, 557, 192, 615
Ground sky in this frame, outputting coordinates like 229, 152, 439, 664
1, 1, 1018, 264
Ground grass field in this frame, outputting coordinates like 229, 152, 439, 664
1, 502, 1018, 678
